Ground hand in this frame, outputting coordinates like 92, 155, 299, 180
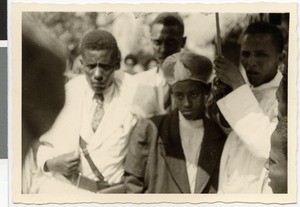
211, 77, 232, 99
214, 56, 245, 90
45, 152, 80, 177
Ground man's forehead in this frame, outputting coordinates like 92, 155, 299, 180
83, 49, 112, 57
82, 49, 114, 62
150, 23, 182, 39
241, 33, 275, 49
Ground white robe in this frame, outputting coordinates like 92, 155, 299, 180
217, 71, 281, 193
31, 71, 138, 193
134, 66, 172, 116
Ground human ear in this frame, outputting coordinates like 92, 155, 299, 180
279, 50, 287, 63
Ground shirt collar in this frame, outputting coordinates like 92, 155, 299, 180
251, 70, 282, 92
86, 81, 115, 104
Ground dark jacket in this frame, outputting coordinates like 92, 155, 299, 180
124, 110, 226, 193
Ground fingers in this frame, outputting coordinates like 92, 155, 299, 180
63, 160, 80, 176
69, 163, 80, 172
66, 154, 80, 162
68, 160, 80, 168
63, 167, 79, 177
215, 70, 222, 78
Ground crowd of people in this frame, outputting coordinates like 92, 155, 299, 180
22, 12, 288, 194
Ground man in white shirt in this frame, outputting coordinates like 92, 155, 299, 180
125, 52, 226, 193
134, 13, 186, 116
32, 30, 138, 194
213, 22, 286, 193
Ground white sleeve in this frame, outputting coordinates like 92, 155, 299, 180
36, 130, 57, 173
217, 84, 277, 159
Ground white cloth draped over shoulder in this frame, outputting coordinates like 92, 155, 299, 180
134, 66, 172, 117
32, 71, 141, 193
217, 71, 282, 193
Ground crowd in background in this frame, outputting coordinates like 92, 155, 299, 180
21, 12, 289, 195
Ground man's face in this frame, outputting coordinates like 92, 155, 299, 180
277, 79, 287, 119
125, 58, 135, 70
82, 49, 116, 94
241, 34, 282, 87
172, 80, 206, 120
150, 23, 185, 65
265, 129, 287, 193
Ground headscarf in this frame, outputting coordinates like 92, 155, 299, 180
162, 51, 213, 85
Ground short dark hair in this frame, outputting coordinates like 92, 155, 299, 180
275, 116, 287, 159
151, 13, 184, 37
80, 30, 121, 69
125, 54, 138, 65
244, 22, 284, 53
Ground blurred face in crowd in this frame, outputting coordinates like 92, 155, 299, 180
147, 59, 159, 70
265, 128, 287, 193
277, 79, 287, 119
81, 49, 116, 94
172, 80, 206, 120
241, 34, 284, 87
125, 58, 135, 70
150, 23, 185, 65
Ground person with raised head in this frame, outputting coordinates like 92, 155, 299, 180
265, 117, 287, 194
124, 52, 226, 193
123, 54, 138, 75
213, 22, 286, 193
263, 68, 287, 194
32, 30, 138, 194
134, 12, 186, 116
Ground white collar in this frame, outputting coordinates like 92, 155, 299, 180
86, 80, 115, 104
251, 70, 282, 93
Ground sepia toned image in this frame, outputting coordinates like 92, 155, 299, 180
12, 2, 297, 204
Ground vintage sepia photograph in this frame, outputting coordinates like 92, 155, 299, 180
12, 2, 297, 204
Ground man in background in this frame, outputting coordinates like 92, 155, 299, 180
134, 12, 186, 116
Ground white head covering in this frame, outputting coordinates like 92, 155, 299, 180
162, 51, 213, 85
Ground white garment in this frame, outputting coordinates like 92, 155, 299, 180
258, 168, 273, 194
217, 71, 281, 193
80, 83, 114, 144
179, 112, 204, 193
134, 66, 172, 116
33, 71, 138, 193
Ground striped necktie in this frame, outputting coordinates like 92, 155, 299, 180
91, 93, 104, 132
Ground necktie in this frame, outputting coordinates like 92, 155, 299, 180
91, 93, 104, 132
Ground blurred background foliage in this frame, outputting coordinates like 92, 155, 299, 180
24, 12, 289, 76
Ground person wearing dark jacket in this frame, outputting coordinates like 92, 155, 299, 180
124, 52, 226, 193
